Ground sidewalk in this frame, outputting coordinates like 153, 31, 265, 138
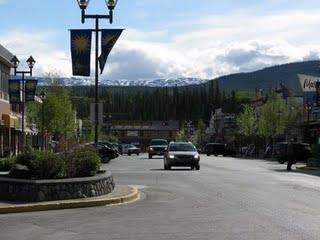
0, 185, 139, 214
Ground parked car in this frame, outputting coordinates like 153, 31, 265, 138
87, 142, 116, 163
148, 139, 168, 158
98, 141, 119, 158
204, 143, 237, 157
273, 142, 312, 164
121, 144, 140, 156
164, 141, 200, 170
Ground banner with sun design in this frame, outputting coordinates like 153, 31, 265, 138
98, 29, 123, 74
9, 80, 21, 103
25, 79, 38, 102
70, 29, 92, 76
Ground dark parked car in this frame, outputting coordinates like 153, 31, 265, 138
98, 141, 119, 158
164, 141, 200, 170
204, 143, 237, 157
148, 139, 168, 158
88, 142, 116, 163
273, 142, 312, 164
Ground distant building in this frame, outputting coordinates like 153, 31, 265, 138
110, 120, 179, 150
206, 108, 237, 143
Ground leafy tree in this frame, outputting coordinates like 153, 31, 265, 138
28, 72, 76, 141
236, 104, 257, 138
258, 93, 288, 142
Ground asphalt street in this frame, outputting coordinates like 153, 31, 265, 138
1, 154, 320, 240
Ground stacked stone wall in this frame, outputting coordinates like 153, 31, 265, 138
0, 171, 114, 202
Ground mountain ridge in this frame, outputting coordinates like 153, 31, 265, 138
34, 60, 320, 94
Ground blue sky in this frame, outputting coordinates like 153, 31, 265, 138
1, 0, 320, 81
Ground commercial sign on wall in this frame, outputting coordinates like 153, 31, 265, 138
298, 74, 320, 105
298, 74, 320, 93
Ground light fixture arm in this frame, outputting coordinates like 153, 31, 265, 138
78, 0, 117, 24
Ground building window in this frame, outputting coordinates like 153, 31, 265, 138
0, 70, 9, 101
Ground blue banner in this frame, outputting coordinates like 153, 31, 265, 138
98, 29, 123, 74
70, 29, 92, 76
25, 79, 38, 102
9, 80, 21, 103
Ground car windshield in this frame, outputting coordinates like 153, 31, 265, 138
151, 140, 167, 145
169, 143, 196, 152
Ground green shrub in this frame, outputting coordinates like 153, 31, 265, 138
0, 157, 16, 171
9, 146, 100, 179
30, 151, 66, 179
13, 151, 66, 179
15, 151, 35, 166
65, 150, 101, 178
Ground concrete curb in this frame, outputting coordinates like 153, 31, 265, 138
0, 185, 139, 214
296, 166, 320, 171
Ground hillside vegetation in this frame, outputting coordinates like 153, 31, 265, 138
212, 60, 320, 93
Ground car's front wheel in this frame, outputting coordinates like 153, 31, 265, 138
102, 156, 110, 163
277, 158, 286, 164
149, 154, 152, 159
195, 165, 200, 170
127, 151, 131, 156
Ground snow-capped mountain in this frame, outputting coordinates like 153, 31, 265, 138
34, 77, 210, 87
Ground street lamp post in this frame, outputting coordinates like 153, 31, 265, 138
11, 55, 36, 152
76, 0, 118, 144
276, 110, 282, 142
306, 104, 312, 144
39, 90, 47, 151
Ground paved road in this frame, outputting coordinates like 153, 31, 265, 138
1, 154, 320, 240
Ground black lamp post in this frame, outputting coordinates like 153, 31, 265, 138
306, 104, 312, 144
76, 0, 118, 145
276, 110, 282, 142
39, 90, 47, 151
11, 55, 36, 152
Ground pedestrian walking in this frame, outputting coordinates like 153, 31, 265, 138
286, 138, 296, 171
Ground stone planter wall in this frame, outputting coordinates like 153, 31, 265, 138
0, 171, 114, 202
307, 158, 320, 168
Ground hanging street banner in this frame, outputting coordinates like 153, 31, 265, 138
25, 79, 38, 102
9, 80, 21, 103
98, 29, 123, 74
70, 29, 92, 76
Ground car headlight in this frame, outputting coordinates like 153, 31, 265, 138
169, 154, 175, 159
194, 154, 200, 159
150, 147, 153, 151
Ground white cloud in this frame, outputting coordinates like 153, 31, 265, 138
3, 9, 320, 81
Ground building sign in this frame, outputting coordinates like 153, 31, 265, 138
127, 131, 138, 137
298, 74, 320, 93
298, 74, 320, 105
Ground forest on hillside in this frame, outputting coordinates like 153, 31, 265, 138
69, 81, 254, 122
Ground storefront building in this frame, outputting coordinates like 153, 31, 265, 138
0, 44, 16, 156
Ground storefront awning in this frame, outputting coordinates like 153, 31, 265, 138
2, 114, 17, 128
25, 127, 39, 135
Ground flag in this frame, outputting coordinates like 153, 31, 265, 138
25, 79, 38, 102
98, 29, 123, 74
70, 29, 92, 76
9, 80, 21, 103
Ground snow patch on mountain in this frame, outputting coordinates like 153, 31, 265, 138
35, 77, 210, 87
